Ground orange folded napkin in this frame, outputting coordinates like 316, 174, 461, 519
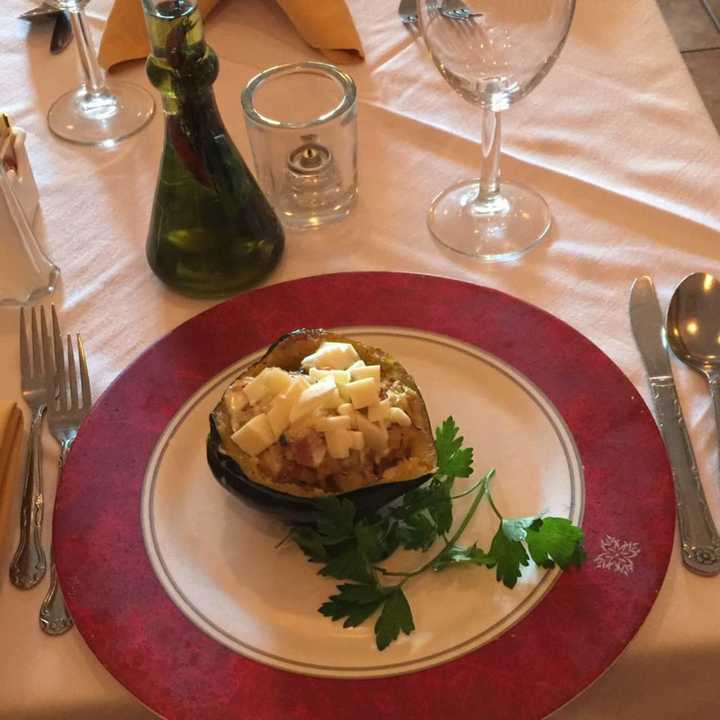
98, 0, 364, 70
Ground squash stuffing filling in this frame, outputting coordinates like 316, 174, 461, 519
221, 341, 431, 494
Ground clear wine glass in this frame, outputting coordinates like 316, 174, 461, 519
46, 0, 155, 146
418, 1, 575, 261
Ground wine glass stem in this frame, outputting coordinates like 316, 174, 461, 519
69, 10, 107, 96
478, 109, 502, 199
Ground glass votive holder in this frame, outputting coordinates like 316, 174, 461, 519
241, 61, 358, 231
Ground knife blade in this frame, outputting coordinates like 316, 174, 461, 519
630, 275, 720, 575
50, 12, 72, 55
18, 4, 59, 21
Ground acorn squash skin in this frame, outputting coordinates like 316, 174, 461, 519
206, 329, 437, 524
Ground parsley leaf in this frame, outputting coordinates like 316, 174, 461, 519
316, 517, 397, 583
319, 543, 374, 583
394, 479, 442, 517
354, 519, 396, 563
320, 583, 387, 628
375, 588, 415, 651
313, 496, 356, 545
290, 526, 327, 562
525, 517, 587, 569
432, 543, 492, 572
487, 520, 530, 588
396, 511, 437, 551
428, 478, 454, 535
501, 516, 537, 543
320, 584, 416, 651
434, 416, 474, 479
392, 475, 454, 545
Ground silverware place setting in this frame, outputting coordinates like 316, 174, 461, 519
8, 304, 92, 634
630, 275, 720, 576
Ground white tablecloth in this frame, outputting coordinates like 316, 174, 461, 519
1, 0, 719, 717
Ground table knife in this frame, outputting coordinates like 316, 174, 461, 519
50, 13, 72, 55
18, 4, 58, 20
19, 5, 72, 55
630, 275, 720, 575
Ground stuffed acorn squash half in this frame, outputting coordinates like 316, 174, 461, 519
207, 329, 438, 523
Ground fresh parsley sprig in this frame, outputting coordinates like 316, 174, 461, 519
284, 416, 586, 651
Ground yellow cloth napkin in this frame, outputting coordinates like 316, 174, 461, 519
0, 403, 23, 566
98, 0, 364, 70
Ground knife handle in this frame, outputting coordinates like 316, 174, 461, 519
650, 376, 720, 575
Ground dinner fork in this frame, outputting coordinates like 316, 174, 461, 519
398, 0, 417, 25
398, 0, 482, 25
10, 307, 51, 589
441, 0, 483, 20
39, 306, 91, 635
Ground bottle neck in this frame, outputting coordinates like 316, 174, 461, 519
144, 0, 217, 113
147, 43, 219, 112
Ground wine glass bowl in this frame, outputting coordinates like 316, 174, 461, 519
418, 0, 575, 261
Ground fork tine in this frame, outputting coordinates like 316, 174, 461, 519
40, 307, 54, 399
19, 307, 30, 379
31, 307, 41, 377
52, 305, 67, 412
67, 334, 79, 410
77, 335, 92, 409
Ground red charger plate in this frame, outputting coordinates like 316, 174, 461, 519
54, 272, 674, 720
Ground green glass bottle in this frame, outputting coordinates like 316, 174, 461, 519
142, 0, 284, 296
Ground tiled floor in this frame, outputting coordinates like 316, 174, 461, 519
658, 0, 720, 131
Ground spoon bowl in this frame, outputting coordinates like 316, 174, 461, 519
667, 272, 720, 378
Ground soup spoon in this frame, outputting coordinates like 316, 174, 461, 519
666, 272, 720, 572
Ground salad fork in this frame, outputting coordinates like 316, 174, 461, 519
39, 306, 91, 635
10, 307, 52, 589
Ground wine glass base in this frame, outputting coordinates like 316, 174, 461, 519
427, 179, 551, 262
47, 81, 155, 146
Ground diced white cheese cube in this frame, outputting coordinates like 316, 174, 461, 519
325, 430, 353, 459
351, 364, 381, 384
337, 402, 353, 416
301, 342, 360, 370
282, 376, 309, 404
355, 414, 389, 453
309, 368, 351, 385
389, 407, 412, 427
323, 388, 342, 410
231, 414, 275, 457
244, 376, 269, 406
267, 395, 293, 438
314, 415, 353, 432
348, 431, 364, 451
346, 377, 380, 410
347, 359, 366, 372
289, 377, 337, 423
368, 398, 391, 422
257, 367, 293, 396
